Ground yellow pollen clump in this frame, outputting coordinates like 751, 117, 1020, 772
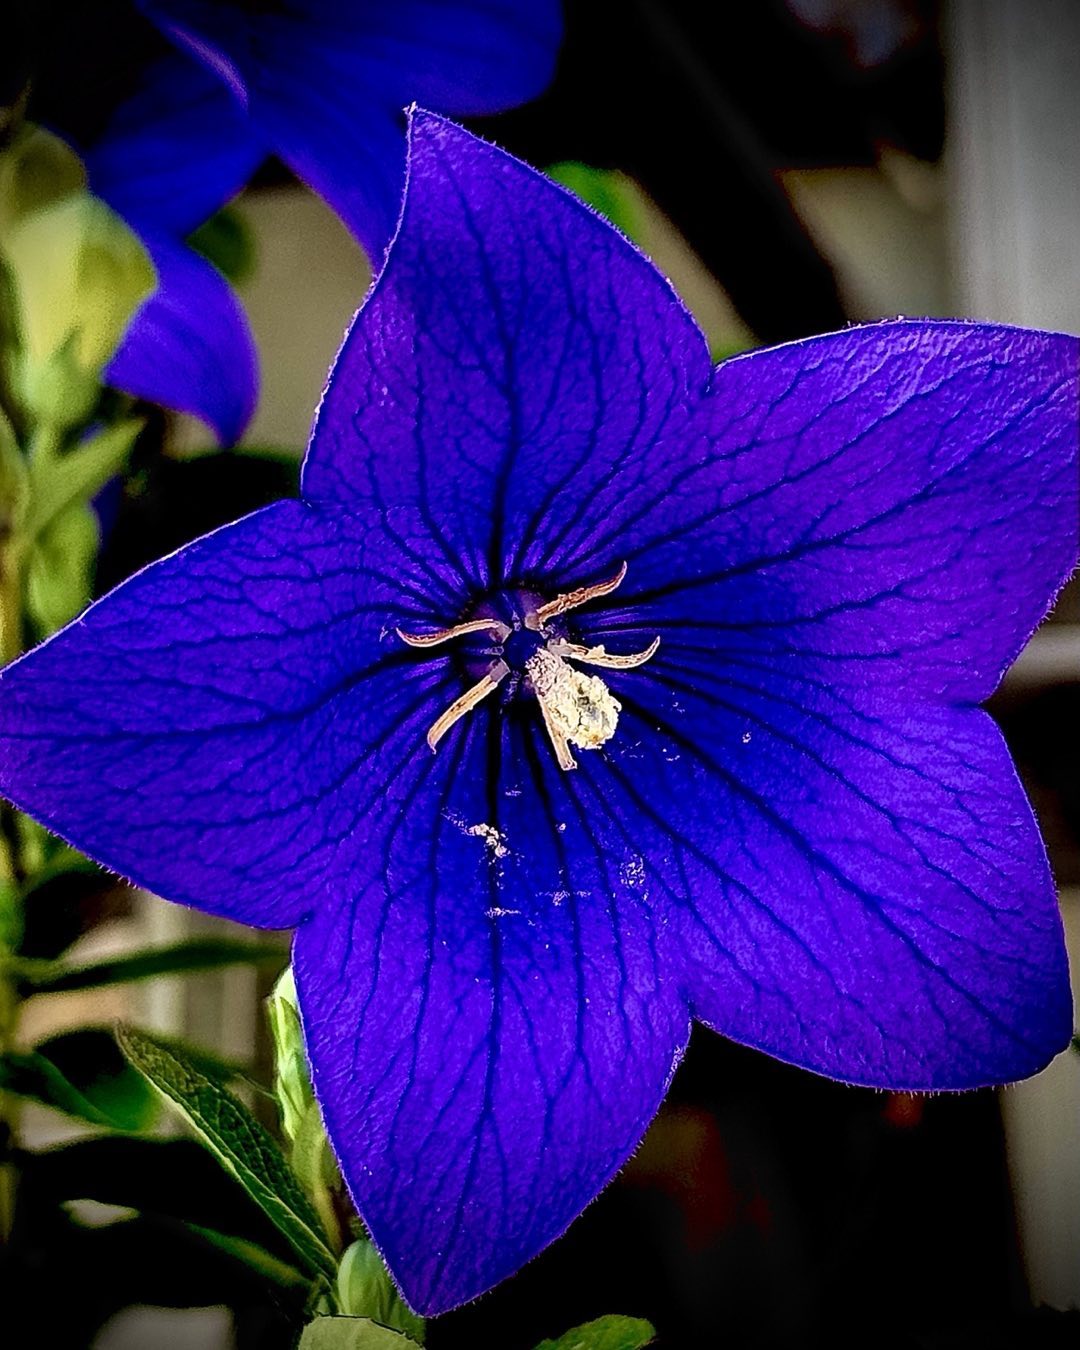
525, 648, 621, 752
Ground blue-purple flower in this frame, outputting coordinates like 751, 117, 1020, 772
0, 113, 1076, 1313
80, 0, 563, 440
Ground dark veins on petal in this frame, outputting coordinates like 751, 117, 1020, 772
0, 113, 1075, 1316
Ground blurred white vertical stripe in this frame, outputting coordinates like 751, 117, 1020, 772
136, 890, 187, 1037
948, 0, 1080, 1312
948, 0, 1080, 330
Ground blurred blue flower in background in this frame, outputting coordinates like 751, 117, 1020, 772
77, 0, 564, 442
0, 114, 1075, 1314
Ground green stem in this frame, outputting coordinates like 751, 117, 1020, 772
26, 420, 63, 467
0, 543, 23, 671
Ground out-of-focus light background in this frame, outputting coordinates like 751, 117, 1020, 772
3, 1, 1078, 1347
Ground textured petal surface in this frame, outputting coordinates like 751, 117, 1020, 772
593, 322, 1080, 703
307, 115, 1077, 701
1, 113, 1076, 1318
294, 753, 689, 1311
304, 110, 711, 571
0, 501, 414, 929
139, 0, 562, 256
83, 52, 264, 238
105, 231, 258, 445
576, 668, 1071, 1089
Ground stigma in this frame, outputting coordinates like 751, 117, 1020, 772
397, 563, 659, 771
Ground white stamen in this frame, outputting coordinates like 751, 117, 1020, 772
400, 562, 657, 772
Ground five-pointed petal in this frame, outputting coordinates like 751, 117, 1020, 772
0, 113, 1076, 1313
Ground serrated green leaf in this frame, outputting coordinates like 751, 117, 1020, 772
24, 417, 143, 537
117, 1024, 336, 1282
25, 498, 97, 633
299, 1317, 419, 1349
534, 1315, 656, 1350
336, 1240, 425, 1344
0, 1028, 158, 1130
140, 1030, 268, 1098
27, 1132, 314, 1287
16, 935, 285, 995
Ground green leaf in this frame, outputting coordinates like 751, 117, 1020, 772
0, 1028, 158, 1130
336, 1240, 425, 1345
185, 1222, 311, 1290
547, 163, 642, 245
233, 443, 305, 465
27, 1132, 317, 1287
189, 207, 256, 285
534, 1316, 657, 1350
25, 499, 98, 633
116, 1024, 337, 1282
0, 404, 29, 531
299, 1317, 419, 1350
24, 417, 143, 538
0, 124, 86, 233
16, 935, 286, 995
0, 877, 19, 950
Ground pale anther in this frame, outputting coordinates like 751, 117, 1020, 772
426, 662, 508, 751
397, 617, 510, 648
550, 636, 660, 670
534, 561, 628, 625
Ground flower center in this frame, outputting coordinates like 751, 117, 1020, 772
396, 563, 659, 771
500, 625, 547, 672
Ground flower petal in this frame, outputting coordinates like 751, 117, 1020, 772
83, 52, 264, 239
0, 501, 418, 930
303, 0, 564, 114
585, 322, 1079, 703
303, 109, 711, 577
292, 715, 689, 1314
105, 231, 258, 445
589, 665, 1072, 1088
138, 1, 563, 257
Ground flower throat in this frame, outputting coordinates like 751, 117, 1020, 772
397, 563, 659, 770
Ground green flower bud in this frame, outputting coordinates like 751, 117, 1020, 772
336, 1240, 426, 1345
0, 124, 86, 232
268, 965, 315, 1145
3, 188, 155, 427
